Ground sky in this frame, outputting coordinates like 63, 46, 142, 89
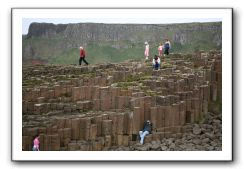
22, 18, 222, 35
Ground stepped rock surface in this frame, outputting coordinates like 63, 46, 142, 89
22, 51, 222, 151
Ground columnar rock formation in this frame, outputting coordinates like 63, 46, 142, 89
22, 50, 222, 151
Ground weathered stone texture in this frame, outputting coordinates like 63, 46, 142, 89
22, 51, 222, 151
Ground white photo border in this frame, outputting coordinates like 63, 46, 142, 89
12, 8, 232, 161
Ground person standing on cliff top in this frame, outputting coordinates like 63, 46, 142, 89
144, 41, 150, 62
79, 46, 89, 66
164, 39, 171, 56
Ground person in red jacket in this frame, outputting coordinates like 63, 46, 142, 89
79, 46, 89, 65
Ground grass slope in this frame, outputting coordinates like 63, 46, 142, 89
23, 22, 221, 65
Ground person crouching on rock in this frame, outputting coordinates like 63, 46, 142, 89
152, 55, 160, 70
139, 120, 153, 144
79, 46, 89, 66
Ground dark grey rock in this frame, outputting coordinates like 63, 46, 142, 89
169, 143, 176, 150
179, 145, 186, 150
161, 146, 168, 151
210, 141, 218, 147
186, 134, 194, 140
206, 146, 214, 151
151, 144, 161, 150
202, 138, 210, 144
195, 145, 204, 150
205, 132, 215, 139
166, 138, 174, 145
136, 146, 149, 151
215, 147, 222, 151
174, 139, 182, 145
193, 126, 202, 135
193, 139, 202, 145
213, 119, 221, 124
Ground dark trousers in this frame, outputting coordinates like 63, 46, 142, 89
164, 47, 169, 55
79, 57, 88, 65
154, 62, 160, 70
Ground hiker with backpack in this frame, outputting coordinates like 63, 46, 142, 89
79, 46, 89, 65
164, 39, 171, 56
152, 55, 161, 70
139, 120, 153, 144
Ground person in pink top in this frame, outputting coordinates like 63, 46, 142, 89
32, 134, 40, 151
158, 43, 163, 57
144, 41, 150, 61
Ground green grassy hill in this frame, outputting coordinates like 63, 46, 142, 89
22, 22, 222, 65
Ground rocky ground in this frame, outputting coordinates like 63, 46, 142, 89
108, 112, 222, 151
22, 51, 222, 151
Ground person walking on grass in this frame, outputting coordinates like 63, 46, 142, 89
158, 43, 163, 57
164, 39, 171, 56
79, 46, 89, 65
144, 41, 150, 62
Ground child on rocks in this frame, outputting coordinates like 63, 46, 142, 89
152, 55, 161, 70
32, 134, 40, 151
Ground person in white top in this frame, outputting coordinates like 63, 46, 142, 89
152, 55, 161, 70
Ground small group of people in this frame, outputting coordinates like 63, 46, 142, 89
78, 39, 170, 68
157, 39, 171, 57
144, 39, 171, 70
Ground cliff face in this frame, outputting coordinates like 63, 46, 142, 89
27, 22, 221, 44
23, 22, 222, 64
27, 23, 68, 38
